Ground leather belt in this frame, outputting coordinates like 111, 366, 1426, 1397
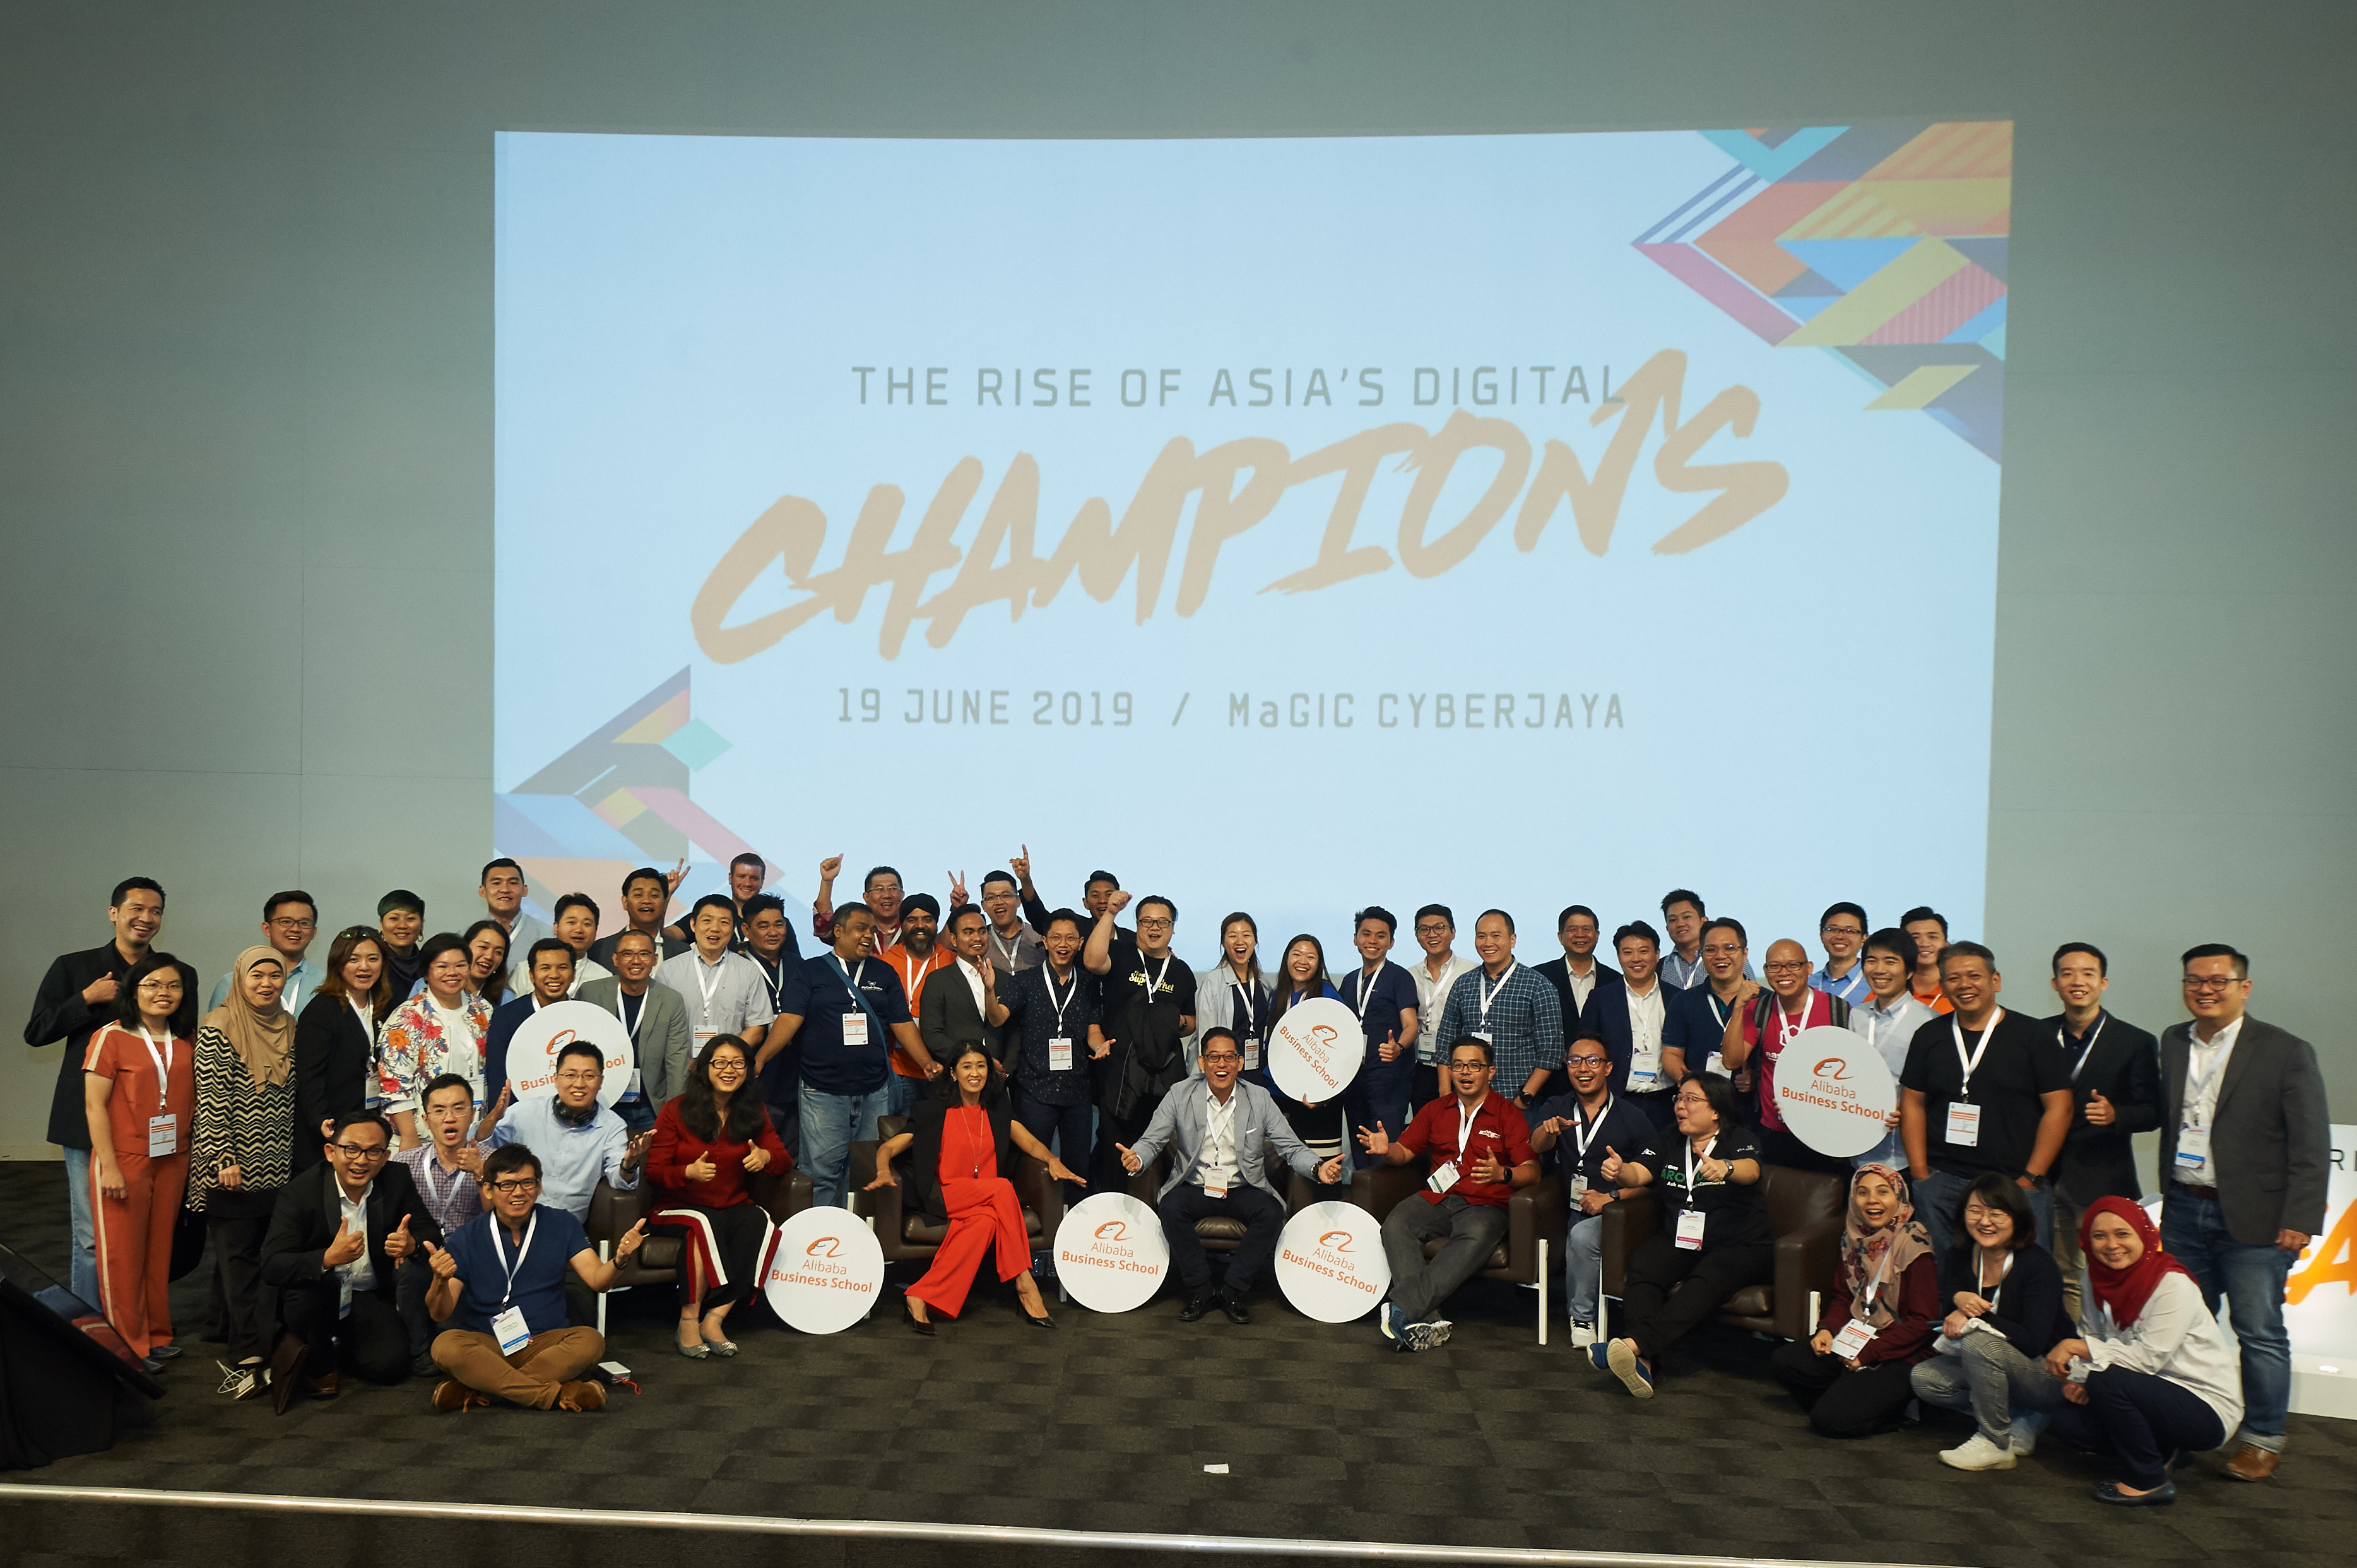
2173, 1179, 2220, 1202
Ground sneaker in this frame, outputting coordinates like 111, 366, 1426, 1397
1378, 1302, 1403, 1342
411, 1352, 440, 1379
148, 1343, 184, 1361
2092, 1479, 2175, 1506
1404, 1319, 1451, 1352
1605, 1337, 1654, 1399
1569, 1319, 1597, 1348
2009, 1429, 2037, 1457
1940, 1434, 2018, 1471
1586, 1341, 1612, 1374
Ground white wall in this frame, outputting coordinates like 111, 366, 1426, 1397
4, 0, 2349, 1156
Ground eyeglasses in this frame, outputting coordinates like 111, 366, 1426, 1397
330, 1143, 390, 1160
488, 1177, 541, 1194
1137, 918, 1173, 931
1820, 925, 1863, 937
136, 979, 184, 993
1414, 923, 1450, 934
1567, 1055, 1610, 1067
269, 917, 317, 931
1699, 943, 1744, 958
2182, 976, 2243, 993
1200, 1054, 1241, 1066
1762, 961, 1811, 975
553, 1071, 601, 1085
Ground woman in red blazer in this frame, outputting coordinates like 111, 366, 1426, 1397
645, 1034, 789, 1359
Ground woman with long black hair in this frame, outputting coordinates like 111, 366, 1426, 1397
1265, 933, 1344, 1162
644, 1034, 790, 1359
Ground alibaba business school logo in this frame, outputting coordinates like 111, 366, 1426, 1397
1094, 1220, 1130, 1242
1317, 1230, 1356, 1253
1813, 1057, 1852, 1081
805, 1235, 846, 1259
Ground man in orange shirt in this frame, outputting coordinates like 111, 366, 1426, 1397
1901, 907, 1956, 1014
877, 895, 955, 1117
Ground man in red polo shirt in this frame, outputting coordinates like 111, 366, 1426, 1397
1357, 1037, 1538, 1350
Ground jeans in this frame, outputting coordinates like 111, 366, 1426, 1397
1341, 1068, 1413, 1169
2162, 1189, 2294, 1449
765, 1098, 801, 1164
1911, 1329, 2064, 1445
1563, 1212, 1605, 1325
2048, 1365, 2228, 1489
62, 1147, 98, 1306
614, 1098, 656, 1135
1379, 1194, 1507, 1323
800, 1083, 890, 1209
2051, 1184, 2089, 1321
1013, 1089, 1092, 1205
886, 1071, 926, 1121
1915, 1169, 2053, 1259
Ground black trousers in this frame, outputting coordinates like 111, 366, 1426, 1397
651, 1201, 774, 1314
208, 1216, 273, 1362
1769, 1340, 1918, 1436
280, 1281, 410, 1385
2048, 1365, 2228, 1489
1621, 1230, 1773, 1364
1013, 1088, 1092, 1205
1089, 1106, 1153, 1196
1156, 1183, 1287, 1295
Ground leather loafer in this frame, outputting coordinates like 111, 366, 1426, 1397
1219, 1291, 1250, 1325
2223, 1444, 2280, 1482
1177, 1292, 1213, 1323
2092, 1480, 2176, 1506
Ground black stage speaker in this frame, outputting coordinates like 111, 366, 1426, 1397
0, 1241, 163, 1469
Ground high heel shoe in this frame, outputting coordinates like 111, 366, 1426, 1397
901, 1295, 935, 1336
1022, 1308, 1057, 1330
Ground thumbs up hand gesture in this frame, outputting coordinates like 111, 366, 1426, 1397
1379, 1031, 1402, 1063
384, 1213, 417, 1262
1116, 1142, 1143, 1174
1600, 1145, 1625, 1185
2084, 1090, 2116, 1127
615, 1219, 648, 1262
423, 1239, 458, 1282
324, 1217, 365, 1269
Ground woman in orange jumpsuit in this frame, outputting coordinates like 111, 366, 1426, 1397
83, 950, 198, 1367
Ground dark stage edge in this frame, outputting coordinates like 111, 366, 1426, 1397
2, 1165, 2350, 1568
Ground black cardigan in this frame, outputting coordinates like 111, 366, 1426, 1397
293, 991, 377, 1171
1933, 1240, 2072, 1357
891, 1088, 1018, 1225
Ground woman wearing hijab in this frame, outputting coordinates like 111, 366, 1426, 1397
188, 947, 298, 1389
866, 1040, 1079, 1334
2042, 1197, 2242, 1506
1768, 1163, 1940, 1435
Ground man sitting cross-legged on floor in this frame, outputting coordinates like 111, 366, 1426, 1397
1118, 1028, 1345, 1324
420, 1141, 644, 1412
1359, 1036, 1538, 1350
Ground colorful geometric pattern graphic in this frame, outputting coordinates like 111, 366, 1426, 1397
495, 669, 766, 924
1636, 121, 2009, 460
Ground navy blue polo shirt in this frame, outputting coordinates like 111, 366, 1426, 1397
445, 1204, 590, 1338
1337, 960, 1422, 1075
751, 954, 813, 1106
1661, 983, 1737, 1076
796, 954, 911, 1096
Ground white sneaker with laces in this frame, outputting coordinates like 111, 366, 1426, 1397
1940, 1434, 2017, 1471
1569, 1320, 1597, 1348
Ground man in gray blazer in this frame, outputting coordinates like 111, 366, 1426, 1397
577, 931, 694, 1129
920, 905, 1012, 1070
2158, 943, 2329, 1484
1119, 1027, 1345, 1323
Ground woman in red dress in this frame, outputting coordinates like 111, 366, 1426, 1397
644, 1034, 789, 1358
865, 1042, 1080, 1333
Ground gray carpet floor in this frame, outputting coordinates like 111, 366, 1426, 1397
2, 1163, 2349, 1567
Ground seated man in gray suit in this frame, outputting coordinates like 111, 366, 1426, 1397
921, 904, 1012, 1070
1118, 1028, 1345, 1324
576, 930, 692, 1131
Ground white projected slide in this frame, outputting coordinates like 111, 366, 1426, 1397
493, 126, 2011, 950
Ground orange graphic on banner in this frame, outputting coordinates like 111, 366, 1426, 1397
2286, 1200, 2353, 1306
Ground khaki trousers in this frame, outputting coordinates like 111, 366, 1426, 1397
432, 1325, 603, 1408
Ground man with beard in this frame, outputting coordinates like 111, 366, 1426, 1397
1084, 891, 1196, 1194
878, 893, 956, 1117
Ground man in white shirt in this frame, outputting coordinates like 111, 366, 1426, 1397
1408, 904, 1476, 1110
1845, 928, 1938, 1169
1581, 921, 1676, 1130
1119, 1030, 1344, 1324
657, 895, 776, 1060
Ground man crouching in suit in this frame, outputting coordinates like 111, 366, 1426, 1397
1118, 1027, 1345, 1324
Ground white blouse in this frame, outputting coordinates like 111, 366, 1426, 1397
2079, 1271, 2243, 1435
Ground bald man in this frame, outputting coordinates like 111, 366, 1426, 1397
1718, 938, 1853, 1174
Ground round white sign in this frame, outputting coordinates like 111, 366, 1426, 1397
1267, 995, 1364, 1104
1274, 1199, 1391, 1323
1773, 1025, 1899, 1158
505, 999, 634, 1108
761, 1206, 885, 1333
1051, 1192, 1170, 1313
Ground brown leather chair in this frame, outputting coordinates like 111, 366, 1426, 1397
1350, 1158, 1566, 1339
586, 1167, 813, 1297
849, 1116, 1065, 1266
1597, 1164, 1846, 1341
1125, 1143, 1321, 1257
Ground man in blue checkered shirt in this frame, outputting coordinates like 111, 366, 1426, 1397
1433, 911, 1564, 1113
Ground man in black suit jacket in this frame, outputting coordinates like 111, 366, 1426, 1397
261, 1110, 443, 1401
1530, 904, 1618, 1105
2156, 943, 2329, 1484
2040, 942, 2161, 1316
922, 906, 1013, 1069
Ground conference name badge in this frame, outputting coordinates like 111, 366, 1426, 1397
843, 1011, 869, 1046
1048, 1035, 1073, 1072
2175, 1124, 2211, 1178
1675, 1207, 1707, 1251
1828, 1317, 1876, 1359
148, 1114, 177, 1157
1945, 1101, 1982, 1148
1427, 1160, 1460, 1195
492, 1305, 531, 1355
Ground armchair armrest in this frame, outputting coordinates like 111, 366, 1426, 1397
1508, 1176, 1566, 1280
1600, 1192, 1657, 1298
587, 1178, 650, 1245
1771, 1213, 1845, 1340
1351, 1160, 1424, 1222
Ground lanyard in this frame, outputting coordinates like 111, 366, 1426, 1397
753, 957, 789, 1015
1952, 1011, 2004, 1099
1229, 976, 1258, 1039
989, 926, 1025, 970
492, 1211, 538, 1306
1866, 1000, 1907, 1053
694, 954, 726, 1019
1350, 964, 1383, 1023
136, 1025, 175, 1111
1704, 989, 1734, 1030
1140, 953, 1173, 1003
1455, 1099, 1480, 1163
1975, 1245, 2016, 1294
1477, 962, 1516, 1023
2061, 1015, 2106, 1083
2184, 1026, 2234, 1126
350, 999, 374, 1038
618, 988, 646, 1043
1044, 965, 1078, 1034
1776, 992, 1816, 1049
1571, 1097, 1611, 1163
1205, 1087, 1237, 1167
1857, 1242, 1895, 1308
1680, 1133, 1720, 1192
420, 1152, 468, 1216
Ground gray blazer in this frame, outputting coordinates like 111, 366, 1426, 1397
2158, 1015, 2329, 1244
1128, 1077, 1330, 1201
576, 976, 694, 1110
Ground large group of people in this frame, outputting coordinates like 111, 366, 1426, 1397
24, 854, 2330, 1505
